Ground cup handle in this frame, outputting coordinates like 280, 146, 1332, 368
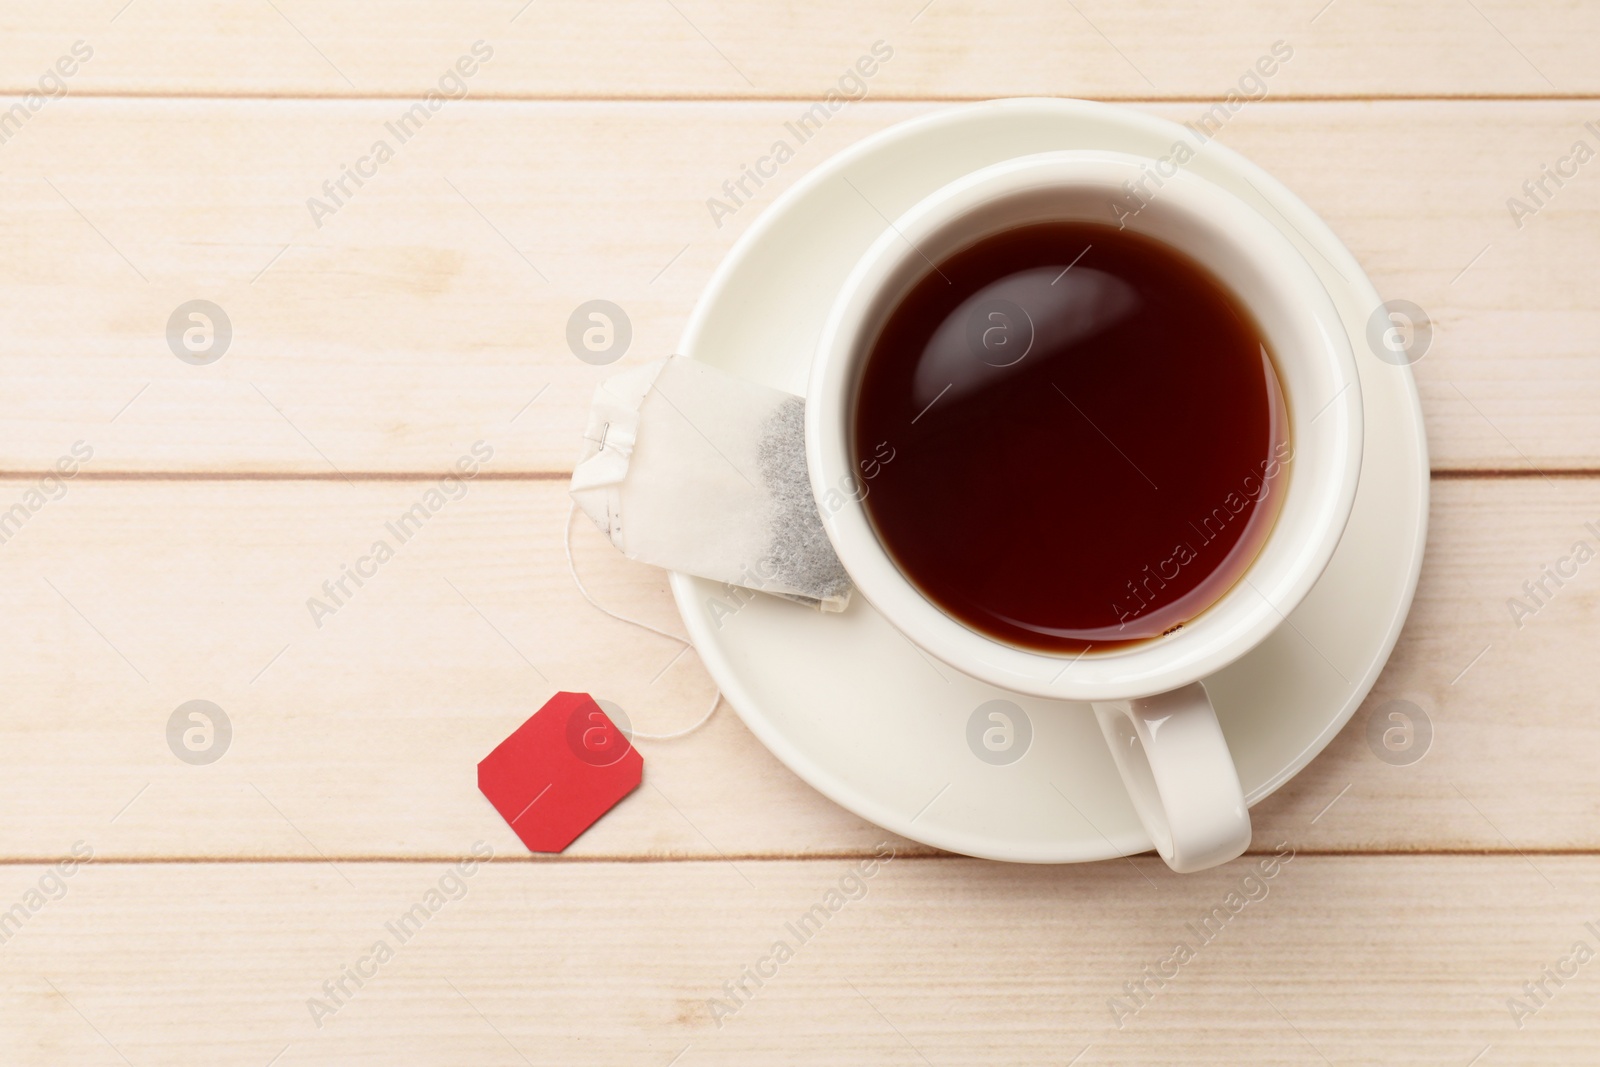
1092, 682, 1251, 873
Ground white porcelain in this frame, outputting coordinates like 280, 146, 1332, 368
803, 150, 1363, 871
1092, 683, 1250, 870
811, 152, 1362, 700
671, 98, 1429, 866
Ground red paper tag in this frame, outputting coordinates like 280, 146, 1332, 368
478, 692, 642, 853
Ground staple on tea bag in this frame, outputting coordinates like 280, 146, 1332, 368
570, 356, 852, 612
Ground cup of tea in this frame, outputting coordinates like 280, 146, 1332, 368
807, 150, 1362, 872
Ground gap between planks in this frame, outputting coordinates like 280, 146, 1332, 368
4, 848, 1600, 866
7, 90, 1600, 104
0, 468, 1589, 482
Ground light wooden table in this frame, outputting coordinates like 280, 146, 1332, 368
2, 2, 1597, 1063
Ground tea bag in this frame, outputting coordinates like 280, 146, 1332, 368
569, 356, 852, 611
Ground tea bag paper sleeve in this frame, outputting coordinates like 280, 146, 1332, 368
569, 356, 852, 611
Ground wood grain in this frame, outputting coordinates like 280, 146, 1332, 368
2, 0, 1596, 100
1, 6, 1592, 1063
0, 475, 1588, 860
0, 100, 1596, 473
1, 856, 1595, 1065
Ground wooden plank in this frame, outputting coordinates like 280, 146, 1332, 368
0, 99, 1596, 473
2, 0, 1597, 100
1250, 475, 1600, 853
0, 8, 1580, 1061
0, 475, 1592, 860
0, 855, 1595, 1064
0, 475, 912, 862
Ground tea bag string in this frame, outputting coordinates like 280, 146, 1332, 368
563, 503, 722, 740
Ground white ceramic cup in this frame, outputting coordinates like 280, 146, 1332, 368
806, 150, 1363, 873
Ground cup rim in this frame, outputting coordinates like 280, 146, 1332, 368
805, 150, 1364, 701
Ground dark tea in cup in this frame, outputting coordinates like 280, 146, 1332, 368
852, 220, 1291, 653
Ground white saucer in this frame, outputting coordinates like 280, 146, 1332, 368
670, 99, 1429, 863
